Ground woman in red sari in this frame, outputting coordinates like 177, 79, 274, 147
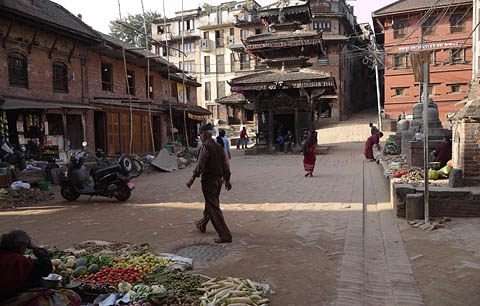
303, 131, 317, 177
364, 132, 383, 160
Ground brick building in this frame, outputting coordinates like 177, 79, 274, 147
0, 0, 206, 159
373, 0, 473, 124
0, 0, 101, 160
308, 0, 375, 121
452, 79, 480, 185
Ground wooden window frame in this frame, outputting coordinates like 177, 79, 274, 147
216, 54, 225, 74
392, 87, 408, 97
393, 20, 408, 39
205, 82, 211, 101
392, 53, 408, 69
204, 56, 210, 75
450, 48, 465, 64
422, 16, 437, 36
146, 75, 154, 99
216, 81, 225, 99
126, 70, 135, 96
52, 62, 68, 93
101, 63, 113, 92
450, 14, 466, 33
8, 53, 28, 88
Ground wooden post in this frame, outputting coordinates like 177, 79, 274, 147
410, 51, 430, 223
294, 107, 300, 149
268, 110, 274, 148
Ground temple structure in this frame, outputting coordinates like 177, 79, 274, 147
229, 0, 336, 151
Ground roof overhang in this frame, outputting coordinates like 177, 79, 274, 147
0, 98, 99, 110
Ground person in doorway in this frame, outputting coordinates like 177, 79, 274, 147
240, 127, 248, 149
187, 124, 233, 243
433, 135, 452, 168
364, 132, 383, 161
219, 129, 232, 159
285, 130, 294, 153
0, 230, 81, 305
302, 130, 317, 177
369, 122, 379, 135
276, 134, 285, 152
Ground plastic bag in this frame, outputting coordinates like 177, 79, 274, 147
10, 181, 31, 189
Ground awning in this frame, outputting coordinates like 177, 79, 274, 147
93, 100, 167, 111
170, 103, 211, 116
0, 99, 100, 110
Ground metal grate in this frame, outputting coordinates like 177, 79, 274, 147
176, 244, 227, 262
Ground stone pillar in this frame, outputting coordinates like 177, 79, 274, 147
268, 109, 274, 148
294, 107, 300, 149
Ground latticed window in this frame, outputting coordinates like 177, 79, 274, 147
8, 53, 28, 88
393, 53, 408, 68
52, 62, 68, 92
450, 14, 466, 33
393, 20, 407, 39
422, 17, 436, 36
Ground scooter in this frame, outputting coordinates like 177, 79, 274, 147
60, 142, 140, 202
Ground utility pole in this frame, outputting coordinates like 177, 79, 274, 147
411, 51, 430, 224
422, 58, 430, 223
372, 32, 383, 130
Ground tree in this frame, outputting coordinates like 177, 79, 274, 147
109, 10, 162, 50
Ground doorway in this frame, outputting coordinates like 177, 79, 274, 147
66, 114, 83, 150
94, 111, 107, 152
273, 113, 295, 139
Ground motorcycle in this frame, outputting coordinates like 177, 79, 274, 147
60, 142, 141, 202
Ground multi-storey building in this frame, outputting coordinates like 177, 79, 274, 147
0, 0, 205, 159
151, 1, 261, 121
373, 0, 473, 124
308, 0, 375, 121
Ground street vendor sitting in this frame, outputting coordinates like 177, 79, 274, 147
0, 230, 81, 305
433, 135, 452, 168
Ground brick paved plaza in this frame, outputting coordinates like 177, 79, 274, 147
1, 112, 479, 305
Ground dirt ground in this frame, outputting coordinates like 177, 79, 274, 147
1, 110, 480, 305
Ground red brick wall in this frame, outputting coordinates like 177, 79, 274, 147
462, 121, 480, 184
0, 19, 88, 104
379, 7, 473, 124
86, 52, 165, 104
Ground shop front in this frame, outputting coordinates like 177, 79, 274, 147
91, 101, 166, 156
0, 99, 97, 162
170, 104, 211, 149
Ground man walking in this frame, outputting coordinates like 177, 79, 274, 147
186, 124, 233, 243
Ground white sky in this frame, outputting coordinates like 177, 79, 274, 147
51, 0, 397, 34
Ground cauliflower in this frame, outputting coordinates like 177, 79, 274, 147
118, 282, 133, 293
151, 285, 166, 294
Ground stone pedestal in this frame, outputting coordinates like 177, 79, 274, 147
406, 139, 443, 167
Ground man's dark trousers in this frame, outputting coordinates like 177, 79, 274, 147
198, 179, 232, 240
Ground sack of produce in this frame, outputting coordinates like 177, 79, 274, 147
428, 170, 438, 180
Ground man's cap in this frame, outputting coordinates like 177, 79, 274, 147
200, 123, 214, 133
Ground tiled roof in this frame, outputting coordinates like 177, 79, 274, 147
373, 0, 472, 16
215, 93, 247, 104
98, 32, 181, 73
245, 31, 321, 43
230, 70, 332, 85
0, 0, 100, 41
260, 0, 308, 12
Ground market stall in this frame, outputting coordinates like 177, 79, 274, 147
27, 241, 271, 306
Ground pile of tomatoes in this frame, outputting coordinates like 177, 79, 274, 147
74, 267, 143, 286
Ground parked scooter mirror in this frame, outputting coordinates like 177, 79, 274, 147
82, 141, 88, 148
